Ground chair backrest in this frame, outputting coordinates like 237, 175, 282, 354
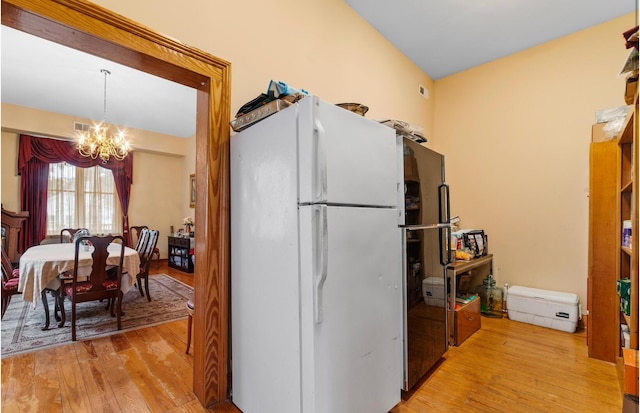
71, 234, 124, 301
139, 230, 159, 274
1, 248, 13, 283
129, 225, 149, 249
134, 228, 151, 255
60, 228, 90, 243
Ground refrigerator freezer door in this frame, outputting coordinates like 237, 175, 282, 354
299, 205, 403, 413
297, 96, 399, 208
401, 139, 446, 226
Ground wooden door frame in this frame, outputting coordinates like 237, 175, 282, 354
1, 0, 231, 407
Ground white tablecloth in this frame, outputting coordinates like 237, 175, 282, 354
18, 242, 140, 306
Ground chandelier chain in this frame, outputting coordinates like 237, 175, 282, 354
101, 69, 110, 121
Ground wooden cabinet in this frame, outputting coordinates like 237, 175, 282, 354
589, 95, 639, 364
454, 296, 481, 345
617, 98, 638, 355
447, 254, 493, 346
588, 130, 619, 362
168, 236, 194, 273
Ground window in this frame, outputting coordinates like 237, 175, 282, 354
46, 163, 121, 236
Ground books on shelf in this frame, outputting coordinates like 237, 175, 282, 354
455, 295, 477, 305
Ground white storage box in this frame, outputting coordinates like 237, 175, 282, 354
422, 277, 446, 307
507, 286, 580, 333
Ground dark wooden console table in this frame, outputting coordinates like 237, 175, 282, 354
168, 236, 194, 273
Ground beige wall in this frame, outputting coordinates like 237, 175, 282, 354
434, 13, 636, 308
1, 131, 20, 212
182, 135, 196, 229
2, 103, 191, 155
130, 151, 186, 258
90, 0, 632, 310
85, 0, 434, 262
92, 0, 435, 141
2, 1, 633, 310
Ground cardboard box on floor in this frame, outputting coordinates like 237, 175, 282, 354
623, 348, 639, 397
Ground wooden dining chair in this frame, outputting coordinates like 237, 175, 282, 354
135, 229, 159, 302
131, 226, 150, 253
129, 226, 145, 249
58, 234, 125, 341
130, 225, 160, 269
60, 228, 89, 243
1, 248, 21, 319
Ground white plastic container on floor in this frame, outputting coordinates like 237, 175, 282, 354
422, 277, 446, 307
506, 285, 580, 333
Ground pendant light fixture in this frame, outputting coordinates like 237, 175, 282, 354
77, 68, 131, 163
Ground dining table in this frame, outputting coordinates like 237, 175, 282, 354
18, 242, 141, 329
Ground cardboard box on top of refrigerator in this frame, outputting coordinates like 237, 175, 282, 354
625, 76, 638, 105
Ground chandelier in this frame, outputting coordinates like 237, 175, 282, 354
77, 69, 131, 163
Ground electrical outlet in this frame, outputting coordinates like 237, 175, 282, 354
418, 84, 428, 99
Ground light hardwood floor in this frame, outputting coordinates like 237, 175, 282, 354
2, 262, 622, 412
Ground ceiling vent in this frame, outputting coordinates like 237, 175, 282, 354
73, 121, 90, 132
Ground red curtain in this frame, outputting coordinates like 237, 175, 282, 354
18, 155, 49, 253
17, 135, 133, 250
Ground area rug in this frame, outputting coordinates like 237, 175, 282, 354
1, 274, 192, 358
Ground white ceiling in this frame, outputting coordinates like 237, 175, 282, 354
1, 26, 197, 138
345, 0, 636, 80
1, 2, 636, 138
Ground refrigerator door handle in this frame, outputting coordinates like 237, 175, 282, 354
439, 226, 452, 266
313, 98, 328, 203
439, 183, 453, 266
314, 204, 329, 323
399, 223, 450, 230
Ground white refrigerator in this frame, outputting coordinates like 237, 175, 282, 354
230, 96, 403, 413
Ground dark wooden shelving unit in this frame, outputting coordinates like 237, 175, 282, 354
168, 236, 194, 273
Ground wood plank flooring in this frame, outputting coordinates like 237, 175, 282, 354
2, 261, 622, 412
393, 318, 622, 413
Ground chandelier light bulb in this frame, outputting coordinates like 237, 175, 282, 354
77, 69, 131, 163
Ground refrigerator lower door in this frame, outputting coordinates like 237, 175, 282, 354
299, 205, 403, 413
402, 227, 448, 391
231, 112, 303, 413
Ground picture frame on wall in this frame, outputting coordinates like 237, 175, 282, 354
190, 173, 195, 208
